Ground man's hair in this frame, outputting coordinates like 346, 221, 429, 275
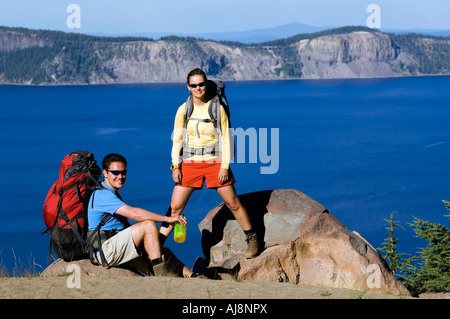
102, 153, 127, 170
187, 68, 207, 84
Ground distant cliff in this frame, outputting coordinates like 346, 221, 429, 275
0, 26, 449, 85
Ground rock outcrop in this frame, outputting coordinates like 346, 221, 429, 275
297, 31, 401, 79
199, 189, 411, 296
42, 258, 143, 278
0, 29, 51, 51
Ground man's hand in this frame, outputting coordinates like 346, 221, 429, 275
116, 204, 187, 226
166, 214, 187, 227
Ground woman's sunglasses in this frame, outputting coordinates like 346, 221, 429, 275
188, 82, 206, 88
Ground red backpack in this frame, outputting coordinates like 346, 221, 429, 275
43, 150, 102, 262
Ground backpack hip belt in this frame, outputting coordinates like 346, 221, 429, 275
182, 142, 219, 158
85, 213, 115, 267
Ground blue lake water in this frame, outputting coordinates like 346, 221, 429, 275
1, 76, 449, 273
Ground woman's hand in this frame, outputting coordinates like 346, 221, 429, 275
172, 168, 182, 184
218, 168, 229, 185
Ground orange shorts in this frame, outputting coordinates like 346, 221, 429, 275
178, 161, 235, 189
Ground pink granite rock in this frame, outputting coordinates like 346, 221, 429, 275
199, 189, 410, 296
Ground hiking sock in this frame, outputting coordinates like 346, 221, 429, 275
151, 257, 163, 267
244, 228, 255, 236
158, 233, 168, 246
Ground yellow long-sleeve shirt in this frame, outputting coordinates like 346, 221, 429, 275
171, 100, 231, 169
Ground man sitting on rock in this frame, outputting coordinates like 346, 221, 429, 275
87, 153, 193, 277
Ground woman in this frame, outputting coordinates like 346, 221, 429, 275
159, 68, 260, 259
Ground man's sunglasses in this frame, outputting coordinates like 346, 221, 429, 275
188, 82, 206, 88
107, 169, 127, 176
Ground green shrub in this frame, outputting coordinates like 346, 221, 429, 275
379, 201, 450, 296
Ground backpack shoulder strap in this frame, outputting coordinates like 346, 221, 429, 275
184, 95, 194, 128
208, 96, 221, 131
86, 213, 113, 268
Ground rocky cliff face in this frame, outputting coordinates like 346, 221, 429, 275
296, 31, 401, 79
0, 29, 51, 51
0, 26, 448, 84
104, 32, 405, 83
97, 40, 282, 83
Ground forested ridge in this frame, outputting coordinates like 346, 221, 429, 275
1, 25, 449, 85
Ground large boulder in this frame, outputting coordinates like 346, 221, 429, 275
199, 189, 410, 296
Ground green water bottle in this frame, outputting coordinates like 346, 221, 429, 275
174, 222, 186, 243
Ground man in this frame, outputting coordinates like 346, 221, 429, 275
87, 153, 192, 277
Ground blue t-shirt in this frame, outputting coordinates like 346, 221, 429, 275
88, 182, 127, 231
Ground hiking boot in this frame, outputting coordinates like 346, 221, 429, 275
152, 261, 177, 277
245, 233, 260, 259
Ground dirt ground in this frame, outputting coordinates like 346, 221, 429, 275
4, 276, 448, 319
1, 276, 409, 299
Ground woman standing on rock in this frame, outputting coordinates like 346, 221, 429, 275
159, 68, 260, 259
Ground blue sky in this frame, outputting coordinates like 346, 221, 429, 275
1, 0, 449, 34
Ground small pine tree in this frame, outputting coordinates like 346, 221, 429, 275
379, 202, 450, 296
378, 212, 410, 275
403, 201, 450, 295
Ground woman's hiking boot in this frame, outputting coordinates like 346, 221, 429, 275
245, 232, 260, 259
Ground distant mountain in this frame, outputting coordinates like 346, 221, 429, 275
1, 25, 449, 85
187, 22, 328, 43
89, 22, 328, 44
382, 28, 450, 37
89, 23, 450, 43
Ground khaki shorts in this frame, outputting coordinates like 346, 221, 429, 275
94, 227, 149, 275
